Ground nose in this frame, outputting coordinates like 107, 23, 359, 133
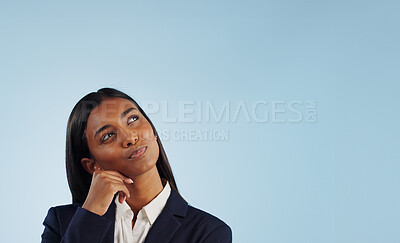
121, 130, 138, 148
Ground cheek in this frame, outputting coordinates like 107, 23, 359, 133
145, 139, 160, 166
91, 146, 121, 169
138, 123, 156, 140
150, 138, 159, 157
96, 147, 117, 159
138, 124, 159, 159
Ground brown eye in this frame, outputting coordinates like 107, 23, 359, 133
101, 132, 115, 142
128, 115, 139, 124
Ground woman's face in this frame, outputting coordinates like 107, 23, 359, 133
83, 97, 159, 178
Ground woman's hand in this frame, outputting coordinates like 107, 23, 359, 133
82, 168, 133, 216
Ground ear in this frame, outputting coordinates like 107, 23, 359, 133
81, 158, 100, 175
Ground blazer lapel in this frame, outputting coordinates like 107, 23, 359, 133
144, 210, 181, 243
144, 189, 188, 243
89, 189, 188, 242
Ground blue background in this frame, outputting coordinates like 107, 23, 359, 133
0, 0, 399, 242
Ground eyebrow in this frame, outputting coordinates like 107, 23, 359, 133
94, 107, 137, 139
120, 107, 137, 119
94, 125, 110, 139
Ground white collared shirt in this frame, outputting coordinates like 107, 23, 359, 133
114, 181, 171, 243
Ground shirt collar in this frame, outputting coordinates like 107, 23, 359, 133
114, 180, 171, 225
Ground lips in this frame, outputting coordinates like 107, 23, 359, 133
128, 146, 147, 159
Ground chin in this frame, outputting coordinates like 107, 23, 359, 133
127, 158, 158, 178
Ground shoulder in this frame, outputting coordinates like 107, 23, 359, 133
41, 203, 81, 241
45, 203, 81, 221
186, 205, 229, 228
179, 205, 232, 242
166, 190, 232, 241
43, 203, 82, 229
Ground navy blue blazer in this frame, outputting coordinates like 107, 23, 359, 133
41, 189, 232, 243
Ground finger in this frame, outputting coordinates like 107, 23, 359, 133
113, 183, 131, 199
106, 180, 131, 198
101, 176, 129, 188
119, 192, 126, 204
96, 171, 134, 185
100, 170, 134, 183
124, 178, 134, 184
101, 170, 131, 180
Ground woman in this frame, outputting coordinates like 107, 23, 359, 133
41, 88, 232, 243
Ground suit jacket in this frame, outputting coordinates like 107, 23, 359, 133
41, 189, 232, 243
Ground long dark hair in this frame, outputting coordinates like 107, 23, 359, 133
66, 88, 178, 204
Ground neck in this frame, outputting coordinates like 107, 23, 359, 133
124, 166, 164, 215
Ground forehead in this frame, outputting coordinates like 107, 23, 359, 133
87, 98, 138, 127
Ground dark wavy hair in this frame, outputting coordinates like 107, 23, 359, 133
66, 88, 178, 204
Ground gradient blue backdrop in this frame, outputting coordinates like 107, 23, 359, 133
0, 0, 399, 242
